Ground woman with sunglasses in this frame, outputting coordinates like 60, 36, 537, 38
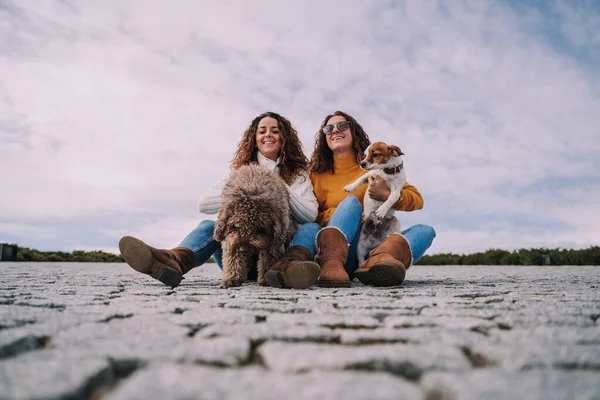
119, 111, 318, 288
267, 111, 435, 288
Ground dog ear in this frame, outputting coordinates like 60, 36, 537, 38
213, 207, 231, 242
388, 145, 404, 157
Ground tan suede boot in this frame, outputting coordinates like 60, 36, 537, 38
264, 245, 320, 289
315, 227, 351, 288
119, 236, 195, 289
355, 233, 412, 287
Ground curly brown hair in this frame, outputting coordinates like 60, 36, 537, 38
231, 111, 308, 185
309, 111, 371, 174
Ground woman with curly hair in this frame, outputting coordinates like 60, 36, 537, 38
119, 111, 318, 288
267, 111, 435, 288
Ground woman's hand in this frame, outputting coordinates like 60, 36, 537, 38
367, 176, 391, 201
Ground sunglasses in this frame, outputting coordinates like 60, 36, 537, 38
322, 120, 350, 135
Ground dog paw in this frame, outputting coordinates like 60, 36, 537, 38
221, 279, 243, 289
344, 185, 353, 192
375, 208, 388, 219
258, 278, 267, 286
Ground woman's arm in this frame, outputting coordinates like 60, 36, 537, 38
392, 182, 424, 211
197, 178, 226, 215
288, 171, 319, 223
367, 177, 424, 211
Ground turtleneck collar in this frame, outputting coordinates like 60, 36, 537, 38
257, 151, 281, 173
333, 154, 359, 172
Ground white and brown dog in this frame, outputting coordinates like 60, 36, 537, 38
344, 142, 406, 264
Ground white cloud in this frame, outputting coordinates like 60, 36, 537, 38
1, 0, 599, 255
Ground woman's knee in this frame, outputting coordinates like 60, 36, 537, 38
331, 195, 363, 223
327, 196, 362, 241
297, 222, 321, 235
197, 219, 216, 233
409, 224, 436, 242
339, 195, 361, 211
418, 224, 436, 239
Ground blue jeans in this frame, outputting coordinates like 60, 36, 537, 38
178, 220, 223, 268
289, 195, 436, 275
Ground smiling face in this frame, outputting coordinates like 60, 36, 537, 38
324, 115, 354, 157
255, 116, 283, 161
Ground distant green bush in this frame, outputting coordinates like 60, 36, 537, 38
17, 247, 124, 263
415, 246, 600, 266
15, 247, 218, 263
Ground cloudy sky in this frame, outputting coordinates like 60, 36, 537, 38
1, 0, 599, 256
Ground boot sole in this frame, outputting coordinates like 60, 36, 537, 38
355, 264, 405, 287
264, 270, 285, 288
119, 236, 182, 288
264, 262, 321, 289
119, 236, 153, 273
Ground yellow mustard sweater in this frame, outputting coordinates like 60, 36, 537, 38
310, 155, 424, 226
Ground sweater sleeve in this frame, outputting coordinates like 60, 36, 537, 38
288, 172, 318, 224
197, 177, 226, 215
392, 182, 424, 211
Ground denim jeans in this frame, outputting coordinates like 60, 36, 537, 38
178, 220, 223, 268
287, 195, 437, 275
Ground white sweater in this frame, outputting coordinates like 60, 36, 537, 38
197, 153, 318, 232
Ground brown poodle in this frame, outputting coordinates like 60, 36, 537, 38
214, 164, 290, 288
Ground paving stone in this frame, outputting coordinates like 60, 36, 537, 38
222, 301, 315, 313
421, 369, 600, 400
198, 323, 339, 343
497, 307, 599, 328
106, 363, 423, 400
158, 308, 261, 325
268, 313, 382, 328
0, 350, 115, 400
50, 317, 251, 366
466, 340, 600, 371
419, 305, 505, 321
0, 320, 78, 358
384, 315, 499, 332
258, 341, 471, 380
0, 304, 64, 330
338, 327, 485, 347
487, 326, 600, 346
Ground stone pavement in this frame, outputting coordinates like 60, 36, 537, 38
0, 263, 599, 400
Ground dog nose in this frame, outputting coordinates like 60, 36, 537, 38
360, 161, 367, 168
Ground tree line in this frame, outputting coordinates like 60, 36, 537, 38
414, 246, 600, 266
15, 247, 125, 263
9, 246, 600, 265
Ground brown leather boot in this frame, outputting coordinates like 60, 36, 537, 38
119, 236, 195, 288
315, 227, 351, 288
355, 233, 412, 287
264, 245, 320, 289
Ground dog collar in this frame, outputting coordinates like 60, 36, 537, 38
383, 164, 403, 174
